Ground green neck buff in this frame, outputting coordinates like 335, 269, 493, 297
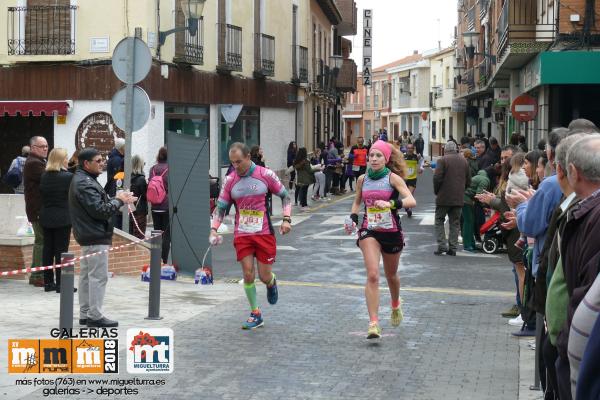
367, 167, 390, 180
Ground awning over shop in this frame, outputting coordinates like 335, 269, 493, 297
0, 101, 70, 116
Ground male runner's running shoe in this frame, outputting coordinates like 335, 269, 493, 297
406, 208, 413, 218
242, 311, 264, 330
367, 322, 382, 339
391, 307, 403, 327
267, 278, 278, 305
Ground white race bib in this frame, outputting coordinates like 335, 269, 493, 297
367, 207, 393, 230
352, 165, 360, 172
238, 209, 264, 233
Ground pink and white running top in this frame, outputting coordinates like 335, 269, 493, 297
216, 164, 290, 236
360, 172, 401, 232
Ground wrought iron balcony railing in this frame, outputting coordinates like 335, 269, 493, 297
497, 0, 556, 61
478, 0, 490, 20
217, 23, 242, 72
174, 17, 203, 65
292, 45, 308, 83
254, 33, 275, 77
336, 58, 357, 92
7, 5, 77, 55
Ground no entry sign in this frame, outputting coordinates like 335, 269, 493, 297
511, 94, 538, 122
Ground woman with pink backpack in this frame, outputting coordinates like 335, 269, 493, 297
148, 147, 170, 263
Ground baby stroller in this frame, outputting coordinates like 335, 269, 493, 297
479, 211, 505, 254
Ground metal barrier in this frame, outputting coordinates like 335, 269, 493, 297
146, 230, 163, 320
59, 252, 75, 332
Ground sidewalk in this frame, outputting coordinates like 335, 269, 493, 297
0, 276, 243, 399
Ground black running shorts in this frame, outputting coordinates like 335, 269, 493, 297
405, 178, 417, 188
356, 229, 405, 254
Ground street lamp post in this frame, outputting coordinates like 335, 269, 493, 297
329, 55, 344, 142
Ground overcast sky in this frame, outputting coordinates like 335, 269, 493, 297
348, 0, 458, 70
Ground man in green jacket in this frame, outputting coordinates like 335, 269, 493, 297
462, 169, 490, 252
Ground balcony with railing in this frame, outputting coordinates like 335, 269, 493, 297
344, 103, 363, 112
466, 5, 476, 31
497, 0, 556, 62
7, 5, 77, 55
335, 0, 358, 36
292, 45, 308, 83
174, 17, 203, 65
254, 33, 275, 78
478, 0, 490, 20
314, 59, 325, 91
217, 23, 242, 72
336, 58, 357, 92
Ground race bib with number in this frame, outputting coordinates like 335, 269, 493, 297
367, 207, 393, 230
352, 165, 360, 172
238, 209, 264, 233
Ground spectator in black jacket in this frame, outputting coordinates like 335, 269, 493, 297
40, 148, 74, 293
104, 138, 125, 197
69, 148, 136, 328
129, 155, 147, 239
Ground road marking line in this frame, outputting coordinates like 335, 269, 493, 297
419, 215, 435, 226
277, 280, 513, 298
277, 246, 298, 251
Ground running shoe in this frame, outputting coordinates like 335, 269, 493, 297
391, 307, 403, 327
367, 322, 382, 339
242, 311, 264, 330
406, 208, 413, 218
267, 278, 278, 305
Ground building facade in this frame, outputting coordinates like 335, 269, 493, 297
426, 47, 465, 156
0, 0, 357, 192
454, 0, 600, 148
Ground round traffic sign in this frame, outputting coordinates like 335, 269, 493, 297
511, 94, 538, 122
112, 37, 152, 84
111, 85, 151, 132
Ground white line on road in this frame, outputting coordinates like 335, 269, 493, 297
277, 246, 298, 251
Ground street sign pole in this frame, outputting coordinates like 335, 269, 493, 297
112, 37, 151, 234
121, 38, 137, 234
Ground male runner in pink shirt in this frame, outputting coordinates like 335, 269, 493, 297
210, 142, 292, 329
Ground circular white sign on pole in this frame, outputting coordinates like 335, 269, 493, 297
111, 85, 151, 132
112, 37, 152, 84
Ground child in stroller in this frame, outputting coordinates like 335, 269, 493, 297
479, 210, 505, 254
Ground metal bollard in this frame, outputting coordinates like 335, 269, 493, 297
146, 230, 163, 320
530, 312, 543, 391
59, 253, 75, 334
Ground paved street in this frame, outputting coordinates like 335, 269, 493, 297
4, 171, 540, 400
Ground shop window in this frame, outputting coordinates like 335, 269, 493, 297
220, 107, 259, 166
165, 105, 210, 140
431, 121, 437, 139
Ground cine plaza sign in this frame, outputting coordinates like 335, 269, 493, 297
363, 9, 373, 86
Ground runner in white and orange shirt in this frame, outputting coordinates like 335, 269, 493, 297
209, 142, 292, 330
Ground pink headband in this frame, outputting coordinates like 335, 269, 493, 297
370, 140, 392, 163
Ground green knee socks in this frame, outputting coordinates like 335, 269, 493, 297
244, 282, 259, 311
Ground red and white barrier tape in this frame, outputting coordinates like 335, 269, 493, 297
1, 215, 161, 277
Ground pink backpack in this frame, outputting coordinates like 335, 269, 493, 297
147, 168, 168, 205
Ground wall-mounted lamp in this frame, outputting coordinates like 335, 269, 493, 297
462, 30, 496, 63
159, 0, 206, 46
